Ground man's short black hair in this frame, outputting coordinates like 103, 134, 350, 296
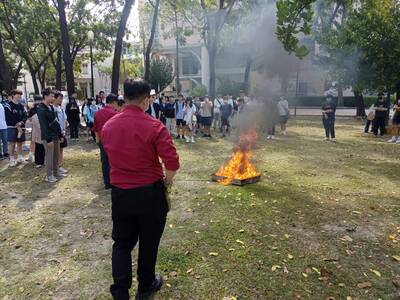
178, 94, 184, 97
11, 89, 23, 96
99, 91, 105, 94
33, 95, 43, 102
124, 79, 151, 101
106, 93, 118, 104
42, 88, 53, 98
54, 91, 63, 99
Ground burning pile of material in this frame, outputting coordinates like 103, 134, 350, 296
213, 129, 261, 186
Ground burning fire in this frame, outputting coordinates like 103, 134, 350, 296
215, 129, 261, 185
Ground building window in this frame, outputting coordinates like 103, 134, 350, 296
182, 55, 200, 75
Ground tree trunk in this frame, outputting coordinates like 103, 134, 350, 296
55, 48, 62, 90
395, 82, 400, 101
11, 61, 23, 90
354, 90, 366, 118
208, 41, 217, 100
337, 85, 344, 106
30, 71, 40, 94
144, 0, 160, 81
57, 0, 75, 97
243, 57, 252, 95
174, 2, 180, 94
111, 0, 135, 94
0, 33, 12, 92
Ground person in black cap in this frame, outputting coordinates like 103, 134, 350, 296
321, 94, 337, 142
372, 93, 389, 137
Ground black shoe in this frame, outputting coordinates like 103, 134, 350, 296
202, 134, 208, 138
105, 184, 111, 190
135, 274, 163, 300
176, 135, 181, 140
208, 134, 212, 138
3, 153, 9, 158
0, 154, 3, 160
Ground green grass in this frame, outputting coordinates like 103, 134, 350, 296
0, 117, 399, 299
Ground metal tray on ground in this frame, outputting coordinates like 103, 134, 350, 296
211, 174, 261, 186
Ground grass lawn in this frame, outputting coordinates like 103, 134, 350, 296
0, 117, 399, 299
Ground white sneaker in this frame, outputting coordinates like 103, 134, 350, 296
45, 175, 58, 183
35, 164, 43, 169
9, 159, 17, 167
267, 135, 271, 140
331, 138, 337, 143
324, 137, 329, 141
56, 172, 68, 178
185, 137, 190, 143
16, 156, 24, 164
191, 137, 195, 143
25, 155, 33, 163
396, 137, 400, 144
58, 167, 68, 174
388, 136, 397, 143
270, 135, 276, 140
282, 131, 287, 136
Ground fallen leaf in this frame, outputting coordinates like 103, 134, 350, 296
186, 268, 193, 274
271, 265, 281, 272
283, 266, 289, 274
302, 273, 308, 278
236, 239, 245, 245
166, 283, 172, 288
392, 255, 400, 262
369, 269, 381, 277
312, 267, 321, 275
346, 297, 353, 300
238, 229, 245, 233
288, 254, 294, 260
341, 235, 353, 242
209, 252, 219, 257
357, 282, 372, 289
169, 271, 178, 277
284, 234, 290, 239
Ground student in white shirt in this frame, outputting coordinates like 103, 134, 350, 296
0, 101, 8, 160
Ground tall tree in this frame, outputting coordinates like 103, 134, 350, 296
111, 0, 135, 94
56, 0, 75, 96
0, 33, 12, 92
144, 0, 161, 81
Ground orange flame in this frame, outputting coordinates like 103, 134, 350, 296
215, 129, 261, 185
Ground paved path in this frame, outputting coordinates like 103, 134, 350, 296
290, 107, 362, 117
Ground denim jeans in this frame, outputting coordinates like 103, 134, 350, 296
0, 129, 8, 156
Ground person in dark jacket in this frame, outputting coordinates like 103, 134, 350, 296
146, 94, 161, 119
4, 89, 28, 167
321, 94, 337, 142
66, 97, 81, 141
372, 93, 389, 137
37, 88, 66, 183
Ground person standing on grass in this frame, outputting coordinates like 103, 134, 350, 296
30, 96, 45, 168
213, 95, 222, 132
201, 96, 213, 138
321, 94, 337, 142
0, 98, 8, 161
54, 92, 68, 174
83, 98, 98, 142
164, 97, 175, 135
372, 93, 389, 137
220, 96, 233, 138
364, 104, 375, 133
145, 93, 160, 119
175, 94, 186, 139
102, 79, 179, 300
4, 89, 27, 167
388, 99, 400, 144
277, 96, 290, 136
66, 98, 81, 141
183, 97, 196, 143
37, 88, 66, 183
93, 93, 119, 190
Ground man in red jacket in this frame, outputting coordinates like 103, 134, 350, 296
102, 79, 180, 300
93, 93, 119, 189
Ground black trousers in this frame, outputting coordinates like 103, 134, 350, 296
110, 181, 168, 300
69, 121, 79, 139
34, 143, 45, 165
373, 117, 385, 136
323, 117, 335, 138
99, 143, 110, 188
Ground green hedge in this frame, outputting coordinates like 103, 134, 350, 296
288, 96, 377, 107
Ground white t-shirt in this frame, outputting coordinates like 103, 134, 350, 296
214, 98, 223, 113
0, 104, 7, 130
277, 100, 289, 116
